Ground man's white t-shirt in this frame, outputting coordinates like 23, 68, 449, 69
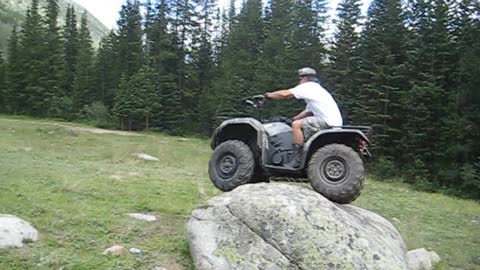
289, 82, 343, 127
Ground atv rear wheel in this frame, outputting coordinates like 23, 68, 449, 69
308, 144, 364, 204
209, 140, 255, 191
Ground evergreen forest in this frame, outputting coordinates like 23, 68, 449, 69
0, 0, 479, 198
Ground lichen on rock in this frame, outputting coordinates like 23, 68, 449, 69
188, 183, 410, 270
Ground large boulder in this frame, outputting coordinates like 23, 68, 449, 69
0, 214, 38, 248
187, 183, 408, 270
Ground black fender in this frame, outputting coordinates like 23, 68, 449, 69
211, 118, 269, 166
300, 129, 370, 168
211, 118, 267, 149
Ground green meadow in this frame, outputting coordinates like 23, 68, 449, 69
0, 116, 478, 269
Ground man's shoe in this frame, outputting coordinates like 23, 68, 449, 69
285, 144, 303, 169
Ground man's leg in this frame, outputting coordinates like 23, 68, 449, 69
286, 119, 304, 168
291, 119, 304, 144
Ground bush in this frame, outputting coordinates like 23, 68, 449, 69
78, 102, 113, 128
459, 161, 480, 199
413, 177, 439, 193
47, 96, 75, 120
371, 157, 397, 179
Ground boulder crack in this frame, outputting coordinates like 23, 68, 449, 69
225, 205, 303, 270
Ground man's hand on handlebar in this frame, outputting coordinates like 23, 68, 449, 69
245, 95, 267, 109
263, 90, 294, 100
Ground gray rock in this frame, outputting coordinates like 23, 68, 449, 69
129, 247, 142, 254
406, 248, 441, 270
127, 213, 157, 222
134, 153, 159, 161
0, 214, 38, 248
102, 245, 126, 256
187, 183, 408, 270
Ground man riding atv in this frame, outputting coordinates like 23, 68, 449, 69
264, 67, 343, 169
208, 67, 371, 204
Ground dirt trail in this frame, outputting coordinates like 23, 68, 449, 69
1, 118, 141, 136
52, 124, 142, 136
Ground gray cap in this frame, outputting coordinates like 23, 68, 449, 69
298, 67, 317, 77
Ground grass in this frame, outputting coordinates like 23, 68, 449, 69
0, 115, 479, 270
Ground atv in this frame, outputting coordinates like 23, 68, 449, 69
208, 95, 372, 204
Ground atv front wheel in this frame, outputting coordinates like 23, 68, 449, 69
308, 144, 364, 204
209, 140, 255, 191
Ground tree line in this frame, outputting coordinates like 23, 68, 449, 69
0, 0, 478, 198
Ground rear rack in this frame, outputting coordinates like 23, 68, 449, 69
333, 125, 373, 140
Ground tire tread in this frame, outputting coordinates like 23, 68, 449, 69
308, 144, 364, 204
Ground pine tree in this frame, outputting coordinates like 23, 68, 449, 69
117, 0, 144, 79
453, 0, 480, 194
213, 0, 264, 122
144, 0, 156, 57
252, 0, 301, 118
329, 0, 363, 123
128, 66, 160, 129
43, 0, 66, 117
20, 0, 47, 115
112, 67, 159, 130
291, 0, 327, 69
73, 11, 95, 112
148, 0, 183, 134
5, 26, 22, 114
170, 0, 199, 133
112, 75, 133, 130
190, 0, 217, 134
401, 0, 465, 187
356, 0, 409, 157
214, 8, 229, 65
94, 31, 120, 110
63, 5, 78, 96
0, 50, 5, 112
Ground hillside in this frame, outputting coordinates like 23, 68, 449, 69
0, 0, 109, 52
0, 115, 479, 269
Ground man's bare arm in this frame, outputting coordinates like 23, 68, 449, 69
293, 110, 313, 121
265, 90, 294, 100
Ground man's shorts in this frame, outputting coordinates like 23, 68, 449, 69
302, 116, 330, 140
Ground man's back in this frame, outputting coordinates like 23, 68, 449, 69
290, 82, 343, 127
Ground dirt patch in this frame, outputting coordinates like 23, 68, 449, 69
53, 124, 141, 136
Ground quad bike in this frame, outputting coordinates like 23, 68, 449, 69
208, 95, 372, 204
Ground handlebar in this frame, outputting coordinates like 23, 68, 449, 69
244, 94, 267, 109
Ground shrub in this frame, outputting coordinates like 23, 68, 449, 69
371, 157, 397, 179
78, 102, 113, 128
459, 161, 480, 199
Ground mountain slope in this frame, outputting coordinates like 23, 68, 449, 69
0, 0, 109, 53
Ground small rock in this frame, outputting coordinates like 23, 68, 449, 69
134, 153, 159, 161
406, 248, 441, 270
103, 245, 126, 256
129, 247, 142, 254
127, 213, 157, 222
178, 138, 189, 142
0, 214, 38, 248
152, 267, 168, 270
